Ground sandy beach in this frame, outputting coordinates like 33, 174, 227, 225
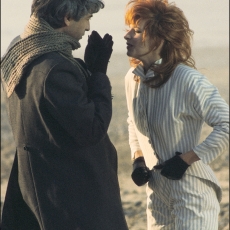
1, 46, 229, 229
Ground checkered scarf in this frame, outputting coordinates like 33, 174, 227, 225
1, 14, 88, 97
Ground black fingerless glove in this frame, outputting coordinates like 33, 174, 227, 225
154, 152, 190, 180
131, 157, 151, 186
84, 31, 113, 74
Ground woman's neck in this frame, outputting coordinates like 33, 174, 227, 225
142, 57, 161, 74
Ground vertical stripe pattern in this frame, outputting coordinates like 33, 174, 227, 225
125, 63, 229, 202
146, 171, 220, 229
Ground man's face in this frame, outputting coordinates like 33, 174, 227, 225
62, 13, 92, 41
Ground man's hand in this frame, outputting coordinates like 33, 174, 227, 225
84, 31, 113, 74
131, 157, 151, 186
154, 152, 190, 180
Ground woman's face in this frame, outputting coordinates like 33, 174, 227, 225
124, 19, 162, 67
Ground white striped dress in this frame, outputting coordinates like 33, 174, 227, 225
125, 61, 229, 202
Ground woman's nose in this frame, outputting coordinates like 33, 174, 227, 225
124, 31, 130, 40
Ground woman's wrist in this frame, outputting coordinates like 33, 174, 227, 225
180, 150, 200, 165
133, 150, 143, 160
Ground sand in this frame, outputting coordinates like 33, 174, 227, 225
1, 46, 229, 229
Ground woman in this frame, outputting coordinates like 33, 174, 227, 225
124, 0, 229, 229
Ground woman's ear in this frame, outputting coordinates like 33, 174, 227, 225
152, 39, 164, 52
159, 39, 165, 49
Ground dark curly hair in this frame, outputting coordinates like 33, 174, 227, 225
31, 0, 104, 28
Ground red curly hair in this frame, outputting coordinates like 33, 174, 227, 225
125, 0, 196, 87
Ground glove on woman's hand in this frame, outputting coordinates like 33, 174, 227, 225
131, 157, 151, 186
154, 152, 190, 180
84, 31, 113, 74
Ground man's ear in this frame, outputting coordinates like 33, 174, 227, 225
64, 16, 71, 26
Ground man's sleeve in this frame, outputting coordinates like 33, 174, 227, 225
44, 60, 112, 146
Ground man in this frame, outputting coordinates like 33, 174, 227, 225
1, 0, 128, 229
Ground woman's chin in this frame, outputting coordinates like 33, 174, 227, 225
126, 51, 133, 58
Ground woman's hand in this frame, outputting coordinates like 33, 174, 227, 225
131, 151, 151, 186
154, 151, 196, 180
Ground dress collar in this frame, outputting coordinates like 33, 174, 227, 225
132, 59, 162, 80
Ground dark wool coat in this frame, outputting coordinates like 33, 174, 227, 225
2, 52, 128, 230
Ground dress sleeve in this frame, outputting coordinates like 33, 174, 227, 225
125, 68, 141, 159
186, 74, 229, 164
44, 59, 112, 146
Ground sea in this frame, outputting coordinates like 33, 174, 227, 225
1, 0, 229, 58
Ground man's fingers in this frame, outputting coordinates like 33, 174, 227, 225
103, 34, 113, 46
90, 31, 103, 44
